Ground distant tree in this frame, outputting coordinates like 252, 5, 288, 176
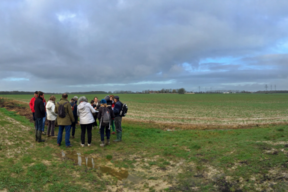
265, 84, 268, 92
178, 88, 186, 94
172, 89, 177, 93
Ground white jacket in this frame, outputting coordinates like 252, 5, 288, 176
46, 100, 57, 121
77, 102, 96, 125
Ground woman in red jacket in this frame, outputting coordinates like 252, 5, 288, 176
29, 91, 38, 128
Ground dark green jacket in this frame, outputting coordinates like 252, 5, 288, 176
54, 98, 75, 126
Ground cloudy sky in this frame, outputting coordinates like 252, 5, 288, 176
1, 0, 288, 92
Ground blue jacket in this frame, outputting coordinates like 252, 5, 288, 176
113, 101, 122, 117
70, 101, 78, 122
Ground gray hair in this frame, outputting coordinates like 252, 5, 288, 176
73, 96, 78, 100
78, 96, 88, 103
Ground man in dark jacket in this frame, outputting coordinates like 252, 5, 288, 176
70, 98, 78, 138
113, 96, 123, 142
34, 91, 46, 142
55, 93, 75, 147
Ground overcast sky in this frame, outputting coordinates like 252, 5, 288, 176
1, 0, 288, 92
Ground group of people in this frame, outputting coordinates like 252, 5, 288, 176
29, 91, 124, 147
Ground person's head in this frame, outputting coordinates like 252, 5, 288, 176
38, 91, 44, 99
49, 95, 56, 102
109, 95, 115, 101
78, 96, 88, 103
114, 96, 119, 103
90, 100, 94, 105
94, 97, 98, 103
70, 98, 75, 103
73, 96, 78, 101
62, 93, 68, 99
104, 95, 110, 101
34, 91, 38, 98
100, 99, 107, 107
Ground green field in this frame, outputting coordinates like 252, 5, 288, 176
1, 93, 288, 128
0, 94, 288, 191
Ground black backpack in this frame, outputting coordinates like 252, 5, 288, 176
57, 102, 68, 118
120, 103, 128, 117
102, 107, 111, 124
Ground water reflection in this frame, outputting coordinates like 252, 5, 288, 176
60, 151, 129, 180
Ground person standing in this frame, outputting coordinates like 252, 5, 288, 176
113, 96, 123, 142
55, 93, 75, 148
98, 99, 115, 147
77, 96, 96, 147
93, 97, 100, 129
70, 98, 78, 138
46, 95, 57, 137
29, 91, 38, 130
110, 95, 116, 135
34, 91, 46, 142
42, 97, 47, 135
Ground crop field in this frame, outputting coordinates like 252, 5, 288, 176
1, 93, 288, 129
0, 94, 288, 191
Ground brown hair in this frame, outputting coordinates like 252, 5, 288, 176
109, 95, 115, 100
38, 91, 44, 97
49, 95, 56, 101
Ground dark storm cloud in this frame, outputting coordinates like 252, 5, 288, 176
1, 0, 288, 92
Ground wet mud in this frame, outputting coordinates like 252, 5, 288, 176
60, 151, 129, 180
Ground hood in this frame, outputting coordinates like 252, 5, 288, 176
78, 102, 88, 111
46, 101, 54, 110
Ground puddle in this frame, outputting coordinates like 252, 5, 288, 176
60, 151, 129, 180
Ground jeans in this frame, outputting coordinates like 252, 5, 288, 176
100, 125, 110, 141
81, 124, 92, 144
114, 117, 122, 133
42, 113, 46, 132
57, 125, 71, 146
35, 118, 43, 131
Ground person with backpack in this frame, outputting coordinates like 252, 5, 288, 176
113, 96, 123, 142
29, 91, 38, 130
34, 91, 46, 142
54, 93, 75, 148
77, 96, 97, 147
70, 98, 78, 138
98, 99, 115, 147
46, 95, 57, 137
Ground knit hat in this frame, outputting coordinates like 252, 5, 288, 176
114, 96, 119, 100
100, 99, 107, 104
104, 95, 110, 101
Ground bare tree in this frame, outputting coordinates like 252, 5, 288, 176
265, 84, 268, 93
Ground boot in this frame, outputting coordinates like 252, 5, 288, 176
106, 139, 110, 145
114, 132, 120, 142
37, 130, 45, 142
100, 141, 105, 147
119, 132, 122, 141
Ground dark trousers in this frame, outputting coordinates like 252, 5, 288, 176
93, 113, 98, 127
81, 124, 92, 144
71, 122, 76, 136
100, 125, 110, 141
115, 117, 122, 133
47, 120, 55, 136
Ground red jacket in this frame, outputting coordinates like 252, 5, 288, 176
29, 97, 36, 113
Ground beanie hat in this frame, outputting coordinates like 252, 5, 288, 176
100, 99, 107, 104
114, 96, 119, 100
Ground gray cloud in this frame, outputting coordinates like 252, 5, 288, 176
1, 0, 288, 92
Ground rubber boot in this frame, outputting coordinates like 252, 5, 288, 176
37, 130, 45, 142
114, 132, 120, 142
